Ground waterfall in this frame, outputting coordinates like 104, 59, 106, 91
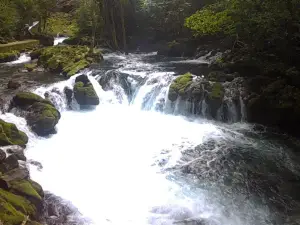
1, 52, 296, 225
54, 37, 68, 46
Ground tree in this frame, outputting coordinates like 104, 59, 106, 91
0, 0, 18, 39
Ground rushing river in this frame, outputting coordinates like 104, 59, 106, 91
1, 52, 300, 225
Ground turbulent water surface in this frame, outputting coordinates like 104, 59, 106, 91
2, 52, 300, 225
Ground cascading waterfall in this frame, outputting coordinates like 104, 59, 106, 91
1, 52, 300, 225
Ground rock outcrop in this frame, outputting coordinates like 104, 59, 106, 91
11, 92, 61, 136
167, 72, 245, 122
0, 145, 43, 225
31, 46, 103, 78
73, 75, 99, 106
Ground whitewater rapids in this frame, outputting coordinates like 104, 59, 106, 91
1, 52, 299, 225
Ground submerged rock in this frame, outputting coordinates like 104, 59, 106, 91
11, 92, 61, 136
7, 80, 21, 89
73, 75, 99, 106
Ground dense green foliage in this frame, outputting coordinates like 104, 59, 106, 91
185, 0, 300, 65
0, 0, 56, 42
46, 12, 78, 36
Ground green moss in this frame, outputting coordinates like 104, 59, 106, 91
0, 119, 28, 146
0, 199, 25, 225
37, 45, 101, 77
74, 82, 97, 97
46, 12, 79, 37
0, 51, 19, 63
24, 63, 37, 72
26, 102, 60, 136
74, 82, 99, 105
209, 82, 224, 99
10, 180, 42, 201
65, 60, 89, 77
13, 92, 51, 107
0, 40, 39, 53
28, 180, 43, 199
168, 72, 193, 101
0, 188, 36, 216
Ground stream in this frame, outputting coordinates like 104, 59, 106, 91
1, 51, 300, 225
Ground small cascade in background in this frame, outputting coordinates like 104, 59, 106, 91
6, 53, 31, 65
54, 35, 68, 46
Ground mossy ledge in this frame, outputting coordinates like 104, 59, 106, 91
0, 40, 39, 53
32, 45, 103, 77
168, 72, 193, 101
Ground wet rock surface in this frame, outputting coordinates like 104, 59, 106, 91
10, 92, 61, 136
73, 75, 99, 107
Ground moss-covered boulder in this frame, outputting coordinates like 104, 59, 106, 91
9, 180, 43, 209
0, 51, 20, 63
11, 92, 60, 136
27, 102, 61, 136
0, 188, 37, 225
0, 120, 28, 147
12, 92, 51, 108
74, 76, 99, 106
36, 45, 103, 77
168, 73, 193, 101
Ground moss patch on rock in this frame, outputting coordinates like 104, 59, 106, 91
12, 92, 60, 136
74, 81, 99, 106
209, 82, 224, 100
26, 102, 61, 136
24, 63, 37, 72
0, 188, 36, 216
0, 51, 19, 63
168, 72, 193, 101
12, 92, 51, 108
0, 120, 28, 147
10, 180, 42, 201
37, 46, 102, 77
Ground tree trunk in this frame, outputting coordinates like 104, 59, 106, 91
110, 8, 119, 49
120, 3, 128, 54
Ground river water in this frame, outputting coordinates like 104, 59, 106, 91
1, 52, 300, 225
